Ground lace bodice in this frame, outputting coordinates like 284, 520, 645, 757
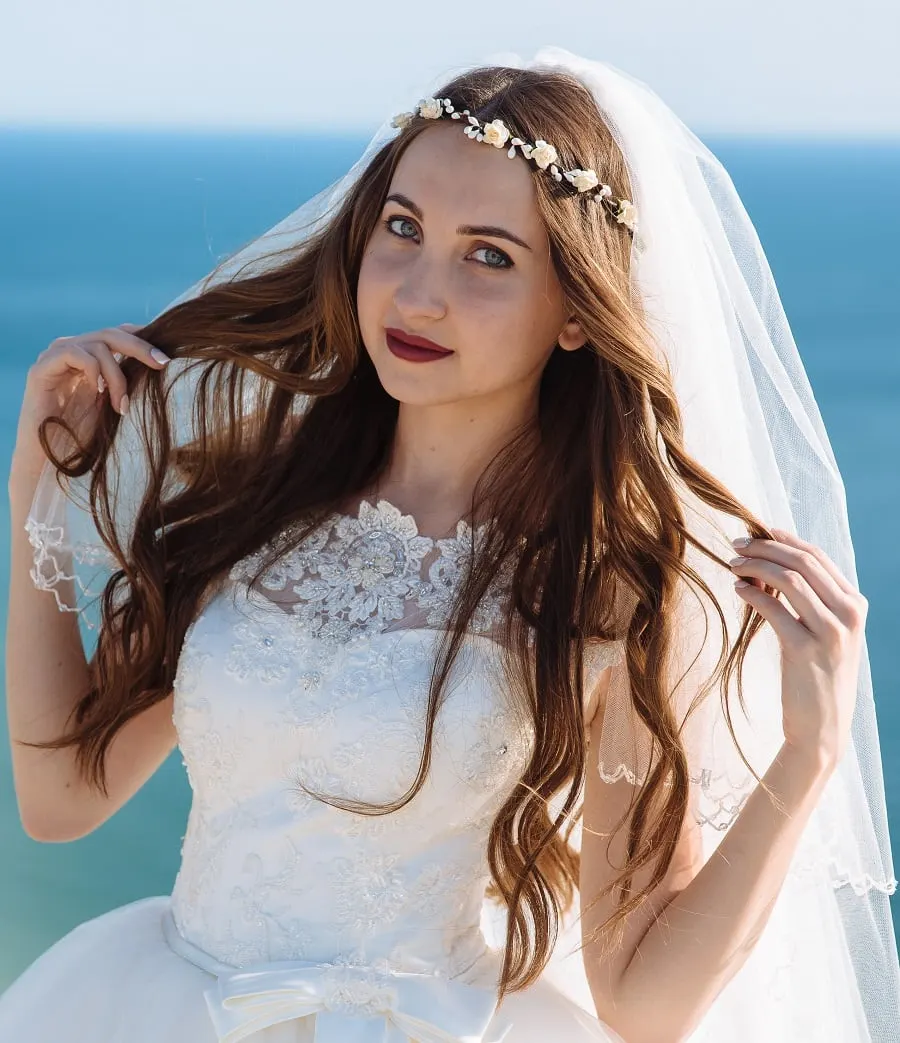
168, 497, 624, 980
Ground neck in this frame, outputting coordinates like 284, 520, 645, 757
372, 391, 538, 534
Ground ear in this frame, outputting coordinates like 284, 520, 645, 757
556, 317, 588, 353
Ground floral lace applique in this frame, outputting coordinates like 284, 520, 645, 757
228, 838, 316, 962
330, 848, 478, 936
226, 498, 511, 646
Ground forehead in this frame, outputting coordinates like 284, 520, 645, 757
388, 122, 543, 233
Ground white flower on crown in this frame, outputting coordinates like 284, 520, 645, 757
417, 98, 444, 120
614, 200, 637, 230
481, 119, 511, 148
391, 97, 633, 231
566, 168, 600, 193
530, 140, 558, 170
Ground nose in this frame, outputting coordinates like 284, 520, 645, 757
392, 255, 447, 322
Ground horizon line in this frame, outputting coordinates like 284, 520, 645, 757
1, 121, 899, 144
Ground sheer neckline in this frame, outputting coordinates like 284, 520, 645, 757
330, 495, 490, 544
225, 492, 509, 645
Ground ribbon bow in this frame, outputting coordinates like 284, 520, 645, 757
203, 960, 510, 1043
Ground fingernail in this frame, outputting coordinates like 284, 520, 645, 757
734, 579, 750, 588
119, 394, 130, 415
97, 375, 106, 393
729, 555, 748, 566
150, 348, 171, 365
732, 536, 751, 548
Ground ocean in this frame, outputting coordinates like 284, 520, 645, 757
0, 128, 898, 988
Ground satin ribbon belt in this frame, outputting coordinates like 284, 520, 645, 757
161, 906, 511, 1043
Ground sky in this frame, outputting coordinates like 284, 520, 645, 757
1, 0, 898, 136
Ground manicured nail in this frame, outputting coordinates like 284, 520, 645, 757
732, 536, 751, 548
150, 348, 171, 365
97, 375, 106, 393
119, 394, 130, 415
734, 579, 750, 588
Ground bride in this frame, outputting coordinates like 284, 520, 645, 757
3, 47, 898, 1042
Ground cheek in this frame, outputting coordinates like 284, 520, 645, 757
356, 246, 394, 330
453, 270, 544, 342
468, 278, 550, 338
462, 294, 558, 386
359, 240, 407, 288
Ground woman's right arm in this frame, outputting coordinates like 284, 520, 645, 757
5, 325, 176, 843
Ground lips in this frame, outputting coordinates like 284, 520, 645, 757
384, 327, 452, 354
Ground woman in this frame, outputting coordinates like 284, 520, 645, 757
3, 47, 898, 1042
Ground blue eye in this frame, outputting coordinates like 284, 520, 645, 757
381, 215, 514, 271
384, 215, 418, 240
470, 245, 513, 270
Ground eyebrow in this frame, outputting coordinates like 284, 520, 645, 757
384, 192, 533, 252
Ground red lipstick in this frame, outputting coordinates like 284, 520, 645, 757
385, 327, 453, 363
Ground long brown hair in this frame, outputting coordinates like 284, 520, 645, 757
24, 65, 774, 1001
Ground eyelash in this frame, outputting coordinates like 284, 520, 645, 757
381, 215, 514, 271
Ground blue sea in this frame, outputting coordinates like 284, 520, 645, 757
0, 128, 898, 989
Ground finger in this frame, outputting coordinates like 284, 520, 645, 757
767, 530, 866, 626
770, 527, 859, 599
732, 535, 857, 623
89, 326, 170, 371
45, 343, 105, 399
48, 341, 126, 416
81, 341, 130, 414
730, 556, 835, 637
733, 580, 811, 644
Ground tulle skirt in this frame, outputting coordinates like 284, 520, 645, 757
0, 894, 627, 1042
0, 864, 893, 1042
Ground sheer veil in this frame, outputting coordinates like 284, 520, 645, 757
24, 46, 899, 1041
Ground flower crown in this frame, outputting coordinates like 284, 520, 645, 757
391, 97, 637, 234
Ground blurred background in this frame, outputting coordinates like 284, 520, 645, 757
1, 0, 898, 991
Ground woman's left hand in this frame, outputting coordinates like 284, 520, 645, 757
728, 527, 868, 772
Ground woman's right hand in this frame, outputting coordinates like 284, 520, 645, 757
12, 322, 172, 483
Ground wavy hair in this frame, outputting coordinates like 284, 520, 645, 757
24, 65, 775, 1003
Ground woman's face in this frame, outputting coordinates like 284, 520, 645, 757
356, 122, 586, 410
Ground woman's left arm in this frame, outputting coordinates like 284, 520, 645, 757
582, 528, 868, 1043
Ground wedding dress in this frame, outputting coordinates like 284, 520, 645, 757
5, 44, 900, 1039
4, 485, 897, 1041
0, 496, 631, 1043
